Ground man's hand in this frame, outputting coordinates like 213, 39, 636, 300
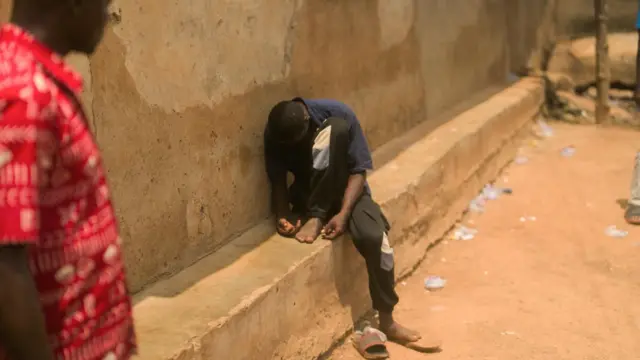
276, 217, 301, 237
323, 212, 348, 240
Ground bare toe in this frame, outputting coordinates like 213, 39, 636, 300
296, 218, 323, 244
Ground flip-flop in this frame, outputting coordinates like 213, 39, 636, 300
625, 203, 640, 225
352, 328, 389, 359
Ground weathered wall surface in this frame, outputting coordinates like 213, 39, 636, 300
0, 0, 555, 292
557, 0, 637, 38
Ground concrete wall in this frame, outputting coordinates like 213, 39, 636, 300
557, 0, 637, 38
0, 0, 555, 293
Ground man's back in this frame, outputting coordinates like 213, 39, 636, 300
0, 25, 135, 360
264, 98, 373, 182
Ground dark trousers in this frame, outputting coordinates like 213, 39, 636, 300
290, 117, 399, 313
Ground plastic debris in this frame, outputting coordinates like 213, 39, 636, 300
469, 184, 512, 213
537, 118, 554, 137
560, 146, 576, 157
483, 185, 501, 200
605, 225, 628, 238
452, 225, 478, 241
482, 184, 513, 200
355, 326, 388, 342
469, 196, 486, 213
424, 276, 447, 291
520, 216, 537, 222
514, 155, 529, 165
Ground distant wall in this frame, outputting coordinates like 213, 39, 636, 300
557, 0, 637, 38
0, 0, 556, 293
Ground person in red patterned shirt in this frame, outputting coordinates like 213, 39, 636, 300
0, 0, 136, 359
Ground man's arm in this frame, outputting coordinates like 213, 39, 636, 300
264, 133, 301, 236
339, 108, 371, 216
0, 246, 54, 360
271, 178, 290, 218
323, 172, 365, 239
338, 173, 366, 217
0, 97, 54, 359
264, 135, 290, 218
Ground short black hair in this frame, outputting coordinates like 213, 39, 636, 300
267, 100, 308, 143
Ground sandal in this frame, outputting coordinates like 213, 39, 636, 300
352, 327, 389, 359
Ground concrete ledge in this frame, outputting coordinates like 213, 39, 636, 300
132, 78, 543, 360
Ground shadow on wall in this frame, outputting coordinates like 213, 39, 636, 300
92, 0, 425, 295
128, 0, 557, 306
0, 0, 556, 299
505, 0, 558, 73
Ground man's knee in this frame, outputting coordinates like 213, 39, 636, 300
312, 117, 348, 171
355, 229, 394, 271
353, 227, 384, 252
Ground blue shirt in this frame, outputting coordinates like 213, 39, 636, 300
301, 98, 374, 174
264, 98, 373, 196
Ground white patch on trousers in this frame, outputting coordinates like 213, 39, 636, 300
630, 151, 640, 206
380, 232, 394, 271
312, 126, 332, 170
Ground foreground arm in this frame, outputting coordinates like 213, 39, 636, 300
636, 30, 640, 107
0, 246, 54, 360
0, 98, 54, 358
636, 29, 640, 107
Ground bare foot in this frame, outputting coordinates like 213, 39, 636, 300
381, 321, 442, 352
295, 218, 323, 243
381, 321, 421, 343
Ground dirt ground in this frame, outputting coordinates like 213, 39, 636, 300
328, 122, 640, 360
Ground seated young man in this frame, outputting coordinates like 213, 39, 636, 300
263, 98, 431, 350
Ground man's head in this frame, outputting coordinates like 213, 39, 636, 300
267, 100, 311, 145
12, 0, 111, 55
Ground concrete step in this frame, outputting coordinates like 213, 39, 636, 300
131, 78, 543, 360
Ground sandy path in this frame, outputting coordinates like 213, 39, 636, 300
328, 123, 640, 360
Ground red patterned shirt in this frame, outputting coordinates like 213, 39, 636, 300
0, 24, 136, 359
